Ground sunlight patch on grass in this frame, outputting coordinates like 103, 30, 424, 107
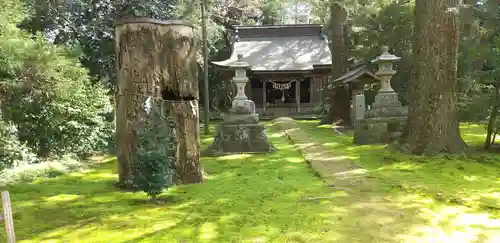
43, 194, 82, 203
268, 131, 285, 138
407, 204, 500, 243
198, 222, 218, 241
84, 172, 116, 180
215, 154, 253, 161
284, 156, 303, 163
201, 137, 214, 144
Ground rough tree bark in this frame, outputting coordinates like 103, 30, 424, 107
399, 0, 467, 154
115, 18, 203, 189
461, 0, 477, 37
320, 3, 350, 126
484, 84, 500, 149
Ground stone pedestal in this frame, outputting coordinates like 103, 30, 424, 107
354, 117, 406, 145
202, 100, 276, 155
202, 55, 275, 156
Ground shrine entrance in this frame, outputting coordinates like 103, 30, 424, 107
250, 77, 312, 115
211, 24, 332, 117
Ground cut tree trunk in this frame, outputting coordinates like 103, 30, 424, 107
399, 0, 467, 154
167, 101, 204, 184
115, 18, 203, 189
320, 3, 350, 126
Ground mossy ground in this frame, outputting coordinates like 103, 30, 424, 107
297, 121, 500, 242
0, 124, 338, 243
0, 122, 499, 242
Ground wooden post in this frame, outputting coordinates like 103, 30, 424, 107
262, 80, 267, 112
319, 77, 324, 103
115, 18, 203, 186
295, 80, 301, 112
1, 191, 15, 243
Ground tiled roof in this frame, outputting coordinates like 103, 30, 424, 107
212, 36, 331, 71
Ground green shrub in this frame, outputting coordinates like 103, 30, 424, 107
0, 0, 113, 158
131, 100, 175, 201
0, 119, 37, 170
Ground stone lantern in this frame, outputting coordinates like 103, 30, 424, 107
365, 46, 406, 118
231, 54, 250, 101
372, 46, 401, 93
228, 54, 255, 115
354, 45, 408, 145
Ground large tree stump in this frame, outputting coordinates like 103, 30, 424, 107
115, 18, 203, 189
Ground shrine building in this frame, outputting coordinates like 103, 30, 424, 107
212, 24, 332, 117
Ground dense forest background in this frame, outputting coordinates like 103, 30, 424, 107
1, 0, 499, 171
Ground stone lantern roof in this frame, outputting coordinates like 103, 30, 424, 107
372, 46, 401, 63
227, 54, 251, 69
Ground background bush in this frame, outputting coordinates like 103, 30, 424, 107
0, 0, 113, 172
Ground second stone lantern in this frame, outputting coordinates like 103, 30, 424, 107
365, 46, 407, 118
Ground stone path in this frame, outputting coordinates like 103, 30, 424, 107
273, 117, 422, 242
274, 117, 372, 191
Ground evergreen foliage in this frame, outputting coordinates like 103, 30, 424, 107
0, 119, 37, 170
0, 0, 113, 169
131, 98, 175, 200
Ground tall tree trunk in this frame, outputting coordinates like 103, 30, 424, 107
459, 0, 480, 77
115, 18, 203, 189
320, 3, 350, 126
484, 84, 500, 149
400, 0, 467, 154
461, 0, 476, 37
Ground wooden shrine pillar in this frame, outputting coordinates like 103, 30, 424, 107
311, 76, 323, 104
295, 80, 301, 112
262, 80, 267, 112
115, 18, 203, 188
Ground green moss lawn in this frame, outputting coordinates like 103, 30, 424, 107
1, 122, 499, 242
0, 124, 340, 243
297, 121, 500, 242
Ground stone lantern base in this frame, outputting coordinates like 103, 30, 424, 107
202, 100, 276, 156
354, 91, 408, 145
353, 117, 407, 145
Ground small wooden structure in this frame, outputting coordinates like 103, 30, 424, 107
332, 64, 380, 96
115, 18, 203, 186
1, 191, 15, 243
212, 24, 332, 117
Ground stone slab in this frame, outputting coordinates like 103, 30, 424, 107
354, 116, 407, 145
